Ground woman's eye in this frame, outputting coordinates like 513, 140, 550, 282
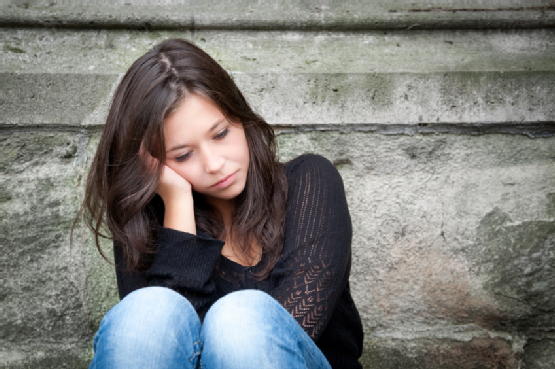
214, 128, 229, 140
176, 152, 192, 162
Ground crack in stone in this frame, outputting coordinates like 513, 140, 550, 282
493, 292, 553, 314
405, 6, 555, 12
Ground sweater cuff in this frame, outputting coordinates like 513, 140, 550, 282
147, 226, 224, 287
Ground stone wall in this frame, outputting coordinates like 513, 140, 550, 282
2, 1, 554, 368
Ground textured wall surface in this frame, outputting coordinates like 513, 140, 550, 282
2, 1, 554, 368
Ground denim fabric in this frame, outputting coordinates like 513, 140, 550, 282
89, 287, 331, 369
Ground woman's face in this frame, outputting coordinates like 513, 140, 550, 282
163, 94, 250, 206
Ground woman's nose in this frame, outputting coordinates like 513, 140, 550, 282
202, 146, 225, 173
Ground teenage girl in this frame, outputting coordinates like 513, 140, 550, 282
83, 38, 363, 369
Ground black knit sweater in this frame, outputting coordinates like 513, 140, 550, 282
114, 154, 364, 368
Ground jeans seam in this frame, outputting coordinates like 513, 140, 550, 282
190, 350, 202, 361
190, 339, 203, 368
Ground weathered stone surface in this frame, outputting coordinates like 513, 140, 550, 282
2, 348, 90, 369
235, 71, 555, 125
1, 131, 95, 367
523, 338, 555, 369
473, 209, 555, 329
2, 73, 117, 126
3, 28, 554, 126
4, 28, 555, 75
361, 334, 522, 369
2, 0, 554, 30
4, 71, 553, 127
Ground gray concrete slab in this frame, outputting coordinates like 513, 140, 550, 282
3, 29, 554, 126
1, 131, 94, 366
2, 0, 554, 30
4, 28, 554, 74
4, 71, 554, 126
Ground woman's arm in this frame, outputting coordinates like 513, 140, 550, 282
270, 154, 353, 340
113, 228, 224, 319
114, 159, 224, 318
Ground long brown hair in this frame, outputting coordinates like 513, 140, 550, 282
81, 38, 287, 279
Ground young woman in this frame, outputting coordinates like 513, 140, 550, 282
83, 38, 363, 369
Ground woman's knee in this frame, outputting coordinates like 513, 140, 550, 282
202, 290, 289, 348
205, 289, 277, 320
201, 290, 306, 368
93, 287, 200, 353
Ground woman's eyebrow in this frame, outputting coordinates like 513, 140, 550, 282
166, 118, 228, 153
208, 118, 226, 133
166, 144, 188, 153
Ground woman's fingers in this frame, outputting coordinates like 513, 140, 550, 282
159, 165, 192, 191
157, 165, 194, 209
139, 141, 193, 203
158, 164, 196, 233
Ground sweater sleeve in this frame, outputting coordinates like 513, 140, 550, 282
113, 228, 224, 318
271, 154, 353, 341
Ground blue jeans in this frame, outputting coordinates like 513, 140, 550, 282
89, 287, 332, 369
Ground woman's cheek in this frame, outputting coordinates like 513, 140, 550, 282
179, 165, 201, 187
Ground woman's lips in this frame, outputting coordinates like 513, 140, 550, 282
211, 171, 237, 189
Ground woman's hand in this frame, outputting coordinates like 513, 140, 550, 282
140, 145, 196, 235
157, 163, 193, 205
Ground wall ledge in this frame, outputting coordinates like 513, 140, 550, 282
3, 122, 554, 138
2, 2, 554, 31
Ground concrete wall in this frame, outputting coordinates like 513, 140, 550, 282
2, 1, 554, 368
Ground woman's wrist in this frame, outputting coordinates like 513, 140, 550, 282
163, 196, 196, 235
